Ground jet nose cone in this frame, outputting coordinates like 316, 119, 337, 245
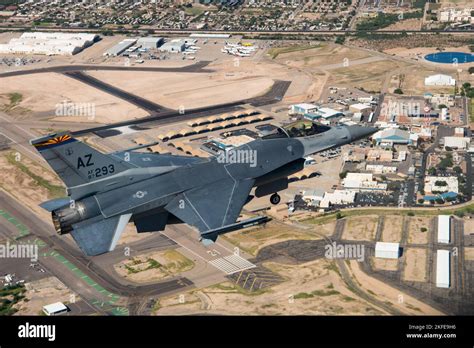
347, 125, 378, 141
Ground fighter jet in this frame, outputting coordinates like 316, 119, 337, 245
30, 123, 376, 256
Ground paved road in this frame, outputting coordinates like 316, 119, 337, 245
0, 61, 212, 78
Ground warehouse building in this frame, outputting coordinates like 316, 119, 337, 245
160, 39, 186, 53
436, 249, 451, 288
438, 215, 451, 244
342, 173, 387, 191
349, 103, 372, 117
425, 74, 456, 86
43, 302, 68, 316
373, 128, 414, 146
375, 242, 400, 259
443, 136, 470, 149
289, 103, 319, 116
137, 37, 164, 49
104, 38, 137, 56
0, 32, 99, 56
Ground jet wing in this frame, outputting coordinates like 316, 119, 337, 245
164, 177, 254, 241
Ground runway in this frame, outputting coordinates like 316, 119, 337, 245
0, 61, 212, 78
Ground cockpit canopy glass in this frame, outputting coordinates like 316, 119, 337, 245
283, 120, 331, 138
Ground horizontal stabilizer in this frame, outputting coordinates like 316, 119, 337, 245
70, 214, 131, 256
200, 216, 270, 245
39, 197, 70, 212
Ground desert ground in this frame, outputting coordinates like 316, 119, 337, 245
13, 277, 74, 315
408, 216, 431, 244
372, 257, 399, 271
342, 216, 378, 241
1, 73, 148, 123
114, 249, 194, 283
403, 248, 428, 282
381, 215, 404, 243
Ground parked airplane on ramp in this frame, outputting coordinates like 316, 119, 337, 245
30, 124, 376, 256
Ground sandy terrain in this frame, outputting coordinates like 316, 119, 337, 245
274, 44, 371, 70
155, 259, 387, 315
464, 247, 474, 261
114, 249, 194, 283
408, 217, 431, 244
380, 18, 422, 31
14, 277, 74, 315
463, 219, 474, 235
403, 248, 428, 282
223, 221, 323, 256
1, 73, 148, 123
372, 257, 399, 271
343, 216, 378, 241
348, 260, 443, 315
0, 150, 64, 220
381, 216, 403, 243
328, 60, 410, 91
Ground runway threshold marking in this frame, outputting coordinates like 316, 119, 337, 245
209, 254, 256, 275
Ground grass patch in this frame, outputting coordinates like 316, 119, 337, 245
294, 289, 340, 299
267, 44, 320, 59
6, 152, 65, 198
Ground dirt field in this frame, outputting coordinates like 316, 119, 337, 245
328, 60, 409, 88
88, 70, 274, 110
403, 248, 428, 282
348, 260, 443, 315
372, 257, 399, 271
408, 217, 431, 244
1, 73, 148, 123
381, 216, 404, 243
114, 249, 194, 283
222, 221, 323, 256
14, 277, 74, 315
0, 150, 64, 220
343, 216, 378, 241
155, 259, 387, 315
274, 44, 371, 70
464, 247, 474, 261
463, 219, 474, 235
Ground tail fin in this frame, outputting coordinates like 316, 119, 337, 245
30, 132, 131, 188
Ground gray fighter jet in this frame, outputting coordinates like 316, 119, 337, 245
31, 123, 376, 256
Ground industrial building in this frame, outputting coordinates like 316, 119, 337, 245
373, 128, 414, 146
438, 215, 451, 244
436, 249, 451, 288
289, 103, 319, 115
319, 190, 356, 208
375, 242, 400, 259
424, 176, 458, 194
103, 38, 137, 56
210, 134, 255, 152
43, 302, 68, 316
0, 32, 99, 56
443, 136, 470, 149
349, 103, 372, 117
342, 173, 387, 191
160, 39, 186, 53
137, 37, 164, 49
424, 74, 456, 86
304, 107, 344, 120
